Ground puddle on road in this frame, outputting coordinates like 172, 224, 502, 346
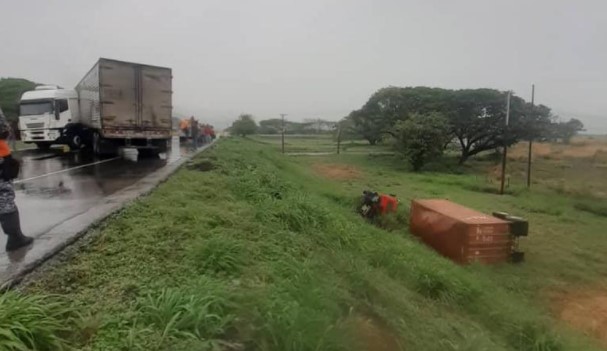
16, 181, 73, 198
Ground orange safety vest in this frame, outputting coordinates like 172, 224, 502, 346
0, 140, 11, 158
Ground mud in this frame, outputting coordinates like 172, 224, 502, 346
350, 314, 403, 351
555, 287, 607, 347
187, 159, 215, 172
313, 163, 362, 180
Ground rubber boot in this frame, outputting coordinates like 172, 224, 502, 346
1, 210, 33, 252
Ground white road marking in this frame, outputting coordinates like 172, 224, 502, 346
14, 157, 122, 184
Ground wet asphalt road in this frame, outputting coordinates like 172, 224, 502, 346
0, 137, 193, 268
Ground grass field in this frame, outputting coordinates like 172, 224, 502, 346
3, 136, 607, 350
250, 134, 393, 155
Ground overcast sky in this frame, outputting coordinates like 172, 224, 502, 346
1, 0, 606, 131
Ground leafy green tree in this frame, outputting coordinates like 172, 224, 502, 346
258, 119, 282, 134
450, 89, 525, 163
393, 113, 451, 171
556, 118, 585, 144
350, 86, 558, 163
230, 114, 258, 136
348, 87, 451, 145
0, 78, 38, 122
334, 115, 361, 142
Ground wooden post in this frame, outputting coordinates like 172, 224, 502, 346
336, 125, 342, 154
526, 84, 535, 188
500, 91, 511, 195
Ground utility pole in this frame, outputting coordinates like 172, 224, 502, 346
526, 84, 535, 188
500, 91, 511, 195
280, 113, 287, 154
336, 124, 342, 154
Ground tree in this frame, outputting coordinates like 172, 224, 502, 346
349, 86, 451, 145
258, 119, 282, 134
555, 118, 584, 144
449, 89, 555, 163
230, 114, 257, 136
393, 113, 451, 171
0, 78, 38, 122
349, 86, 558, 163
334, 115, 361, 141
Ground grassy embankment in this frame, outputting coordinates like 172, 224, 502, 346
2, 136, 607, 350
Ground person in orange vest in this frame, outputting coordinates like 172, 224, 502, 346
179, 119, 190, 138
360, 190, 398, 219
378, 193, 398, 215
202, 124, 212, 144
0, 109, 32, 251
189, 117, 199, 150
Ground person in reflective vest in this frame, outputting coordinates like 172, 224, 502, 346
0, 109, 33, 251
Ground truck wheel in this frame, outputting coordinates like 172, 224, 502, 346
155, 139, 169, 154
138, 148, 159, 158
36, 142, 52, 150
69, 135, 83, 150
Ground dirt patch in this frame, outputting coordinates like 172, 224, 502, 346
350, 315, 403, 351
187, 159, 215, 172
554, 288, 607, 347
312, 163, 362, 180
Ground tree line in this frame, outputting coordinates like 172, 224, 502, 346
0, 78, 38, 122
229, 114, 336, 136
339, 86, 585, 169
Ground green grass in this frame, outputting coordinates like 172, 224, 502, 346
0, 292, 81, 350
251, 134, 393, 154
7, 137, 606, 350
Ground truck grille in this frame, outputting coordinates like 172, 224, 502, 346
26, 122, 45, 129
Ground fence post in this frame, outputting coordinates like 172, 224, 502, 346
336, 126, 341, 154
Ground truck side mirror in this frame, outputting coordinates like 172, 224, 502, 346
54, 101, 60, 120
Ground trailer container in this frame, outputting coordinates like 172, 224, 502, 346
409, 199, 514, 264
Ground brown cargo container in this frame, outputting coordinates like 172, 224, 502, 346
409, 199, 513, 264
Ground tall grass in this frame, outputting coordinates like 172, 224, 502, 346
21, 137, 605, 350
0, 292, 79, 350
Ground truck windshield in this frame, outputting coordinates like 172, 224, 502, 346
20, 101, 54, 116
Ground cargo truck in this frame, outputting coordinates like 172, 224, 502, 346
76, 58, 173, 155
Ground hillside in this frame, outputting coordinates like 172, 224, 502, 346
0, 77, 38, 121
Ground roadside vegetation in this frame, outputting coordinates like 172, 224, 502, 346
0, 77, 38, 122
3, 136, 606, 350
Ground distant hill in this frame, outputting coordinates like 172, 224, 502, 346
0, 78, 38, 122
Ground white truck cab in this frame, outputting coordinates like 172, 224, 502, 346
19, 86, 81, 149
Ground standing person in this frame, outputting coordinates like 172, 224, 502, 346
0, 108, 32, 252
189, 116, 199, 150
203, 124, 211, 144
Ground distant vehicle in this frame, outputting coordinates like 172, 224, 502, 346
18, 58, 173, 155
76, 58, 173, 156
18, 85, 82, 150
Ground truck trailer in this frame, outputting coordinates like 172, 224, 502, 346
76, 58, 173, 155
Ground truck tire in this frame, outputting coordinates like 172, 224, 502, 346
155, 139, 170, 154
36, 142, 52, 150
138, 148, 159, 158
69, 134, 83, 150
92, 131, 117, 156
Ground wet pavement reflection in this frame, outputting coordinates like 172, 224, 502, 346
0, 137, 193, 265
